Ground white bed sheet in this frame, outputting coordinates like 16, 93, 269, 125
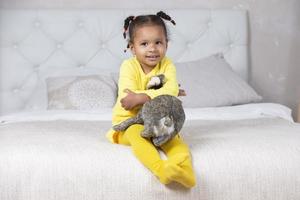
0, 103, 294, 124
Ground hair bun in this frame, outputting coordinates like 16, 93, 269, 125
156, 11, 176, 25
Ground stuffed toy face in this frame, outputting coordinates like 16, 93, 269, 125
149, 115, 175, 146
146, 74, 165, 90
113, 74, 185, 146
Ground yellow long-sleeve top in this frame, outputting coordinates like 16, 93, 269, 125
106, 56, 179, 143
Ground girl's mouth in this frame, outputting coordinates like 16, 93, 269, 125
146, 55, 159, 60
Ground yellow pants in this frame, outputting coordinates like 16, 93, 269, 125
118, 124, 196, 188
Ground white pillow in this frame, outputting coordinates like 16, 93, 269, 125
25, 67, 116, 111
176, 53, 262, 108
46, 74, 117, 110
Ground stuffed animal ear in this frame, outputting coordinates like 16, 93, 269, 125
146, 74, 165, 89
157, 74, 166, 84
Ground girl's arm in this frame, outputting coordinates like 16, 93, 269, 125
134, 61, 179, 98
120, 89, 150, 110
117, 61, 150, 110
117, 59, 180, 110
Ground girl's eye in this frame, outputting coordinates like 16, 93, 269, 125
156, 41, 162, 45
141, 42, 147, 46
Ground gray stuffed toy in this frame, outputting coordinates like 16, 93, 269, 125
113, 74, 185, 146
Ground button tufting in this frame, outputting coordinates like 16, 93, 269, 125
34, 21, 41, 28
0, 10, 249, 115
33, 64, 40, 69
29, 105, 39, 110
13, 43, 19, 49
99, 40, 107, 49
101, 43, 106, 49
56, 43, 63, 49
13, 88, 20, 93
77, 21, 84, 28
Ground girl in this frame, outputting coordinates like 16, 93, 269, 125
106, 11, 196, 188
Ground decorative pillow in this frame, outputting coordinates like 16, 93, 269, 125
25, 67, 118, 111
176, 53, 262, 108
46, 75, 117, 110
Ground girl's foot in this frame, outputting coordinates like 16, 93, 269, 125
165, 153, 196, 188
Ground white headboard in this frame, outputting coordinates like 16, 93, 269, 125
0, 9, 248, 115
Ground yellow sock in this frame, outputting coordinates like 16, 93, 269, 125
165, 154, 196, 188
161, 136, 197, 188
151, 160, 171, 184
152, 153, 186, 184
120, 125, 196, 187
168, 153, 189, 165
120, 124, 171, 185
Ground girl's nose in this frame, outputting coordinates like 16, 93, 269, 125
148, 44, 156, 51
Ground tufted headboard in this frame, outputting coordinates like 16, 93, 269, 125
0, 9, 248, 115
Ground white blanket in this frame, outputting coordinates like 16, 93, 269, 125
1, 116, 300, 200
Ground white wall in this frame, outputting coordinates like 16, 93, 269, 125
1, 0, 300, 119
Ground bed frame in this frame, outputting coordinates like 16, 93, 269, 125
0, 9, 248, 115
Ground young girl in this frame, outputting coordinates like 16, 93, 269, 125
106, 11, 196, 188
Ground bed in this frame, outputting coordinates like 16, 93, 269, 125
1, 9, 300, 200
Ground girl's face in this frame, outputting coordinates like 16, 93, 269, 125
130, 25, 167, 73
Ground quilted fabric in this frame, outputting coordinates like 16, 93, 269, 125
0, 9, 248, 115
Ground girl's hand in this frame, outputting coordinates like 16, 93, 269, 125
120, 89, 150, 110
178, 84, 186, 96
177, 84, 186, 97
178, 89, 186, 96
120, 89, 138, 110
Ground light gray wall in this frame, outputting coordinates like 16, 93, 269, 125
1, 0, 300, 120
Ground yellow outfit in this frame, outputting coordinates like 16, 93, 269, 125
106, 56, 196, 187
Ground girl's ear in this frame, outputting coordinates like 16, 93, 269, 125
129, 43, 135, 55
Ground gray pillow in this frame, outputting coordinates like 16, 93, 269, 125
46, 74, 117, 110
176, 53, 262, 108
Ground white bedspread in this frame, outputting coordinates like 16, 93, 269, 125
0, 111, 300, 200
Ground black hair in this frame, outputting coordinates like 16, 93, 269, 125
123, 11, 176, 52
